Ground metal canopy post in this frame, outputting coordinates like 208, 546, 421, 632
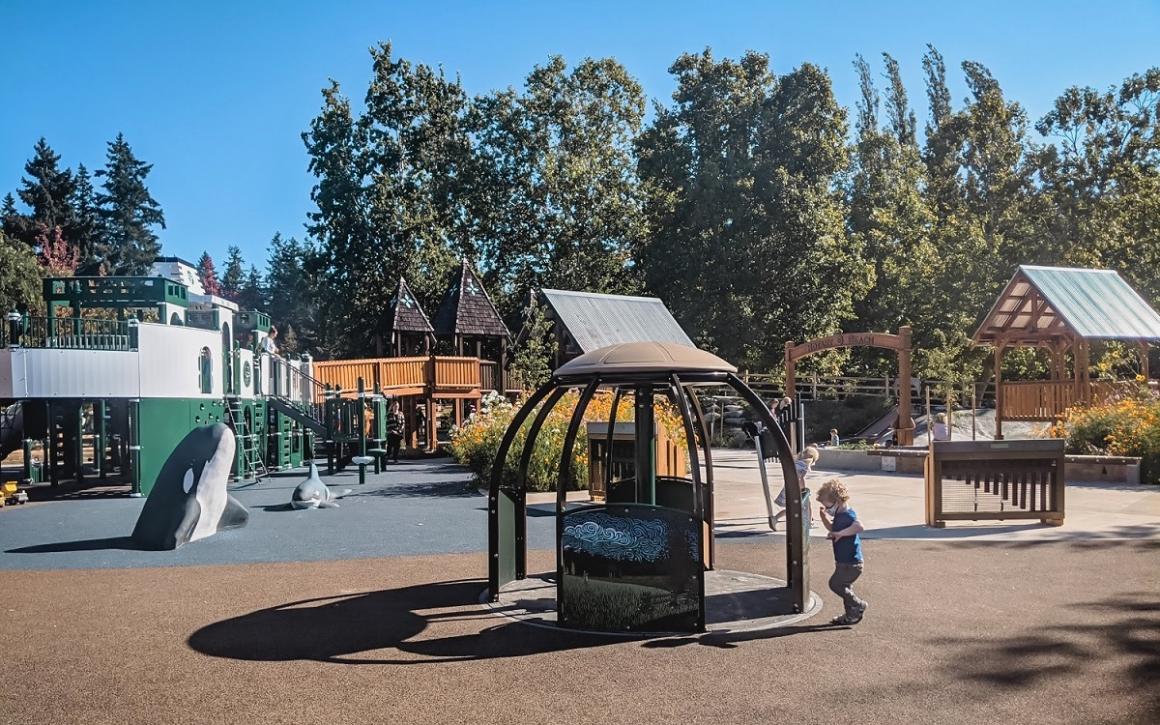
725, 372, 809, 613
488, 380, 559, 600
633, 385, 656, 505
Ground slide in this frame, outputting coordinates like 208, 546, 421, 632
854, 404, 899, 443
0, 403, 23, 460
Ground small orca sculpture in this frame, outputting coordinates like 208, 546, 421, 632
291, 463, 349, 509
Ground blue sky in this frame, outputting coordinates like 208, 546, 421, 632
2, 1, 1158, 267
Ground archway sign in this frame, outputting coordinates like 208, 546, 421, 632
784, 326, 914, 446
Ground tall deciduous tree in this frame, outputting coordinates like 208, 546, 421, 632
637, 49, 870, 368
0, 231, 44, 313
303, 80, 370, 356
469, 55, 646, 312
95, 134, 165, 274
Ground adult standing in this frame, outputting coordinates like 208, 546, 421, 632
386, 400, 406, 463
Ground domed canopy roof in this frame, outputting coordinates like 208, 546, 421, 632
554, 341, 737, 378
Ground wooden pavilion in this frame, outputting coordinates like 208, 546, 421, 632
972, 265, 1160, 439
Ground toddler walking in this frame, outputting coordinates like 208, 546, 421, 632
817, 478, 867, 625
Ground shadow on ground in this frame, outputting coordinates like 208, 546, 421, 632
6, 536, 143, 554
927, 591, 1160, 720
188, 579, 611, 664
187, 578, 836, 665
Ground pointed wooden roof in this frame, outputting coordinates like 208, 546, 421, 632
386, 277, 435, 335
433, 260, 511, 339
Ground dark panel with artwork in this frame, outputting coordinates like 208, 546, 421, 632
559, 504, 704, 632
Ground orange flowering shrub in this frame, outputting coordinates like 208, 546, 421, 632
449, 390, 688, 491
1050, 385, 1160, 483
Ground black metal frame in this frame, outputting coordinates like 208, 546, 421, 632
487, 368, 809, 624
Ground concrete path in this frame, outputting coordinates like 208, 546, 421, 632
704, 447, 1160, 542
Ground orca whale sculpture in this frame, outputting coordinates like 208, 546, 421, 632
291, 463, 348, 509
131, 424, 248, 550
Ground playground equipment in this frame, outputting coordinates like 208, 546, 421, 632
974, 266, 1160, 439
923, 440, 1066, 527
488, 341, 810, 634
0, 269, 316, 496
784, 327, 915, 446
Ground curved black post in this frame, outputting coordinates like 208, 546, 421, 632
603, 385, 623, 494
513, 386, 568, 579
555, 378, 601, 612
669, 375, 703, 518
488, 380, 559, 601
725, 372, 809, 613
685, 382, 717, 568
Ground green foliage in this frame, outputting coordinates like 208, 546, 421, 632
221, 246, 245, 300
636, 50, 871, 370
1051, 391, 1160, 483
509, 296, 558, 390
468, 56, 646, 313
0, 231, 44, 314
94, 133, 165, 274
448, 392, 588, 492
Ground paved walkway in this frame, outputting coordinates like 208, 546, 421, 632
705, 448, 1160, 542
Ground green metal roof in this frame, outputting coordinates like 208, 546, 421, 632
974, 266, 1160, 344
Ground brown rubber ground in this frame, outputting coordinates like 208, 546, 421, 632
2, 538, 1158, 725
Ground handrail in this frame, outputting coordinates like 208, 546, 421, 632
2, 315, 131, 351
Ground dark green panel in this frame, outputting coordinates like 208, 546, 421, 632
497, 490, 517, 588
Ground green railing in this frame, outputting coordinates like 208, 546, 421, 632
2, 314, 133, 351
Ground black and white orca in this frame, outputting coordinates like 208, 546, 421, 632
131, 424, 249, 550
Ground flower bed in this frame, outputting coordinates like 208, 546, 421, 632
449, 391, 686, 492
1050, 386, 1160, 484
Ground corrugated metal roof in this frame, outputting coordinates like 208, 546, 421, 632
974, 266, 1160, 343
540, 289, 694, 353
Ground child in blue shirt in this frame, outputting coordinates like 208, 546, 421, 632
817, 478, 867, 625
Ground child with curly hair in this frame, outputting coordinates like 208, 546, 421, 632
817, 478, 867, 625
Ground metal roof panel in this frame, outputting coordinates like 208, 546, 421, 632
540, 289, 694, 353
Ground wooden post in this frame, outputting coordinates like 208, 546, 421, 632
897, 325, 914, 446
994, 343, 1005, 441
971, 384, 977, 441
784, 340, 795, 400
499, 337, 508, 394
1140, 342, 1150, 381
426, 397, 437, 453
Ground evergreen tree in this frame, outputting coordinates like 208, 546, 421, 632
221, 245, 245, 300
238, 264, 266, 312
70, 164, 103, 274
12, 138, 76, 247
0, 194, 18, 240
197, 252, 222, 296
510, 295, 559, 390
94, 133, 165, 274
